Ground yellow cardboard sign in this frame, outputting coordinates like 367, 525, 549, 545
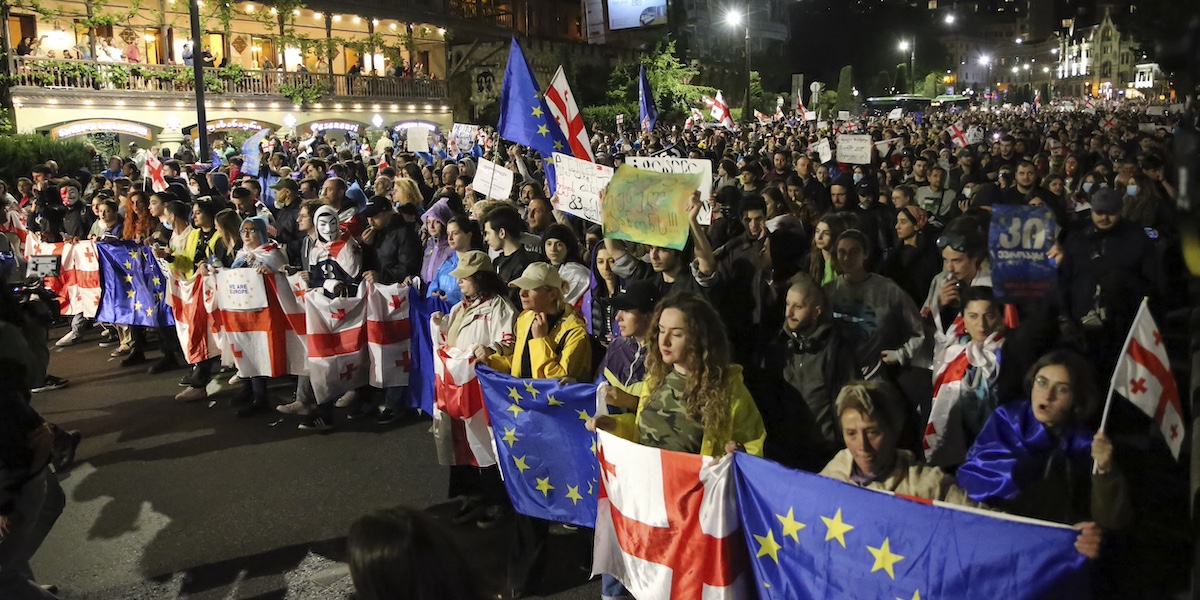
601, 165, 702, 250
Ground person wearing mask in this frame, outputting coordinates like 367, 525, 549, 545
482, 206, 544, 306
754, 276, 859, 471
541, 224, 589, 309
879, 205, 941, 305
824, 229, 925, 373
320, 177, 365, 238
475, 262, 591, 600
956, 350, 1131, 554
429, 251, 515, 524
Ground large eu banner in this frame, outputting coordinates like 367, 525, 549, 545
95, 242, 174, 327
988, 204, 1058, 301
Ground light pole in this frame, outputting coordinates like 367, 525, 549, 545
978, 54, 992, 103
725, 8, 752, 124
898, 40, 915, 94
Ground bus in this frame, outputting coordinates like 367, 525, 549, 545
864, 95, 933, 115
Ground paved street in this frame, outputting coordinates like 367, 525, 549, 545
30, 327, 600, 600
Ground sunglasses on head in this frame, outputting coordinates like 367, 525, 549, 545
936, 232, 968, 253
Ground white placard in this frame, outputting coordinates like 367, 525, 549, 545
451, 123, 479, 150
836, 134, 872, 165
551, 152, 613, 224
837, 110, 850, 121
815, 138, 833, 164
1146, 106, 1166, 116
888, 108, 903, 120
406, 130, 429, 153
216, 269, 268, 311
474, 158, 515, 200
804, 111, 817, 121
816, 120, 829, 130
625, 155, 713, 224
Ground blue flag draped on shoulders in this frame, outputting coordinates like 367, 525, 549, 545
406, 285, 452, 415
638, 64, 657, 132
477, 366, 599, 528
732, 452, 1090, 600
95, 242, 174, 327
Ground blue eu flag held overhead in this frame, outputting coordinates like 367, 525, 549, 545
498, 37, 571, 158
731, 453, 1091, 600
477, 367, 599, 528
95, 242, 174, 328
638, 64, 657, 132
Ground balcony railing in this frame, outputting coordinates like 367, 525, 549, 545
8, 57, 448, 100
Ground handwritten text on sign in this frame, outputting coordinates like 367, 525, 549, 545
836, 134, 873, 164
988, 205, 1058, 301
602, 166, 702, 251
624, 156, 713, 225
552, 152, 613, 224
474, 158, 516, 201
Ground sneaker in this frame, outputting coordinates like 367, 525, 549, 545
228, 373, 243, 386
276, 400, 312, 416
56, 330, 80, 347
346, 403, 378, 421
377, 408, 402, 425
334, 390, 358, 408
298, 415, 334, 431
32, 375, 70, 393
97, 329, 117, 348
235, 399, 269, 417
176, 386, 208, 402
476, 505, 512, 529
120, 352, 147, 367
148, 355, 181, 375
110, 345, 132, 358
52, 430, 82, 472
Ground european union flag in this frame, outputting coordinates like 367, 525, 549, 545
95, 242, 174, 327
477, 366, 599, 528
638, 64, 657, 132
498, 37, 571, 159
406, 285, 451, 415
732, 453, 1090, 600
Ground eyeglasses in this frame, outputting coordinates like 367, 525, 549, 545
936, 232, 968, 253
240, 228, 258, 235
1034, 375, 1072, 398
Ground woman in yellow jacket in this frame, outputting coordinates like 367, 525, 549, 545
589, 292, 766, 458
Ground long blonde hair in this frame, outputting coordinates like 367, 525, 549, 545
644, 293, 734, 443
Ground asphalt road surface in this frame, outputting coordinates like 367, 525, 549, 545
31, 326, 600, 600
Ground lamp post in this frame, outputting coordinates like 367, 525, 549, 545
898, 40, 915, 94
725, 8, 752, 125
189, 0, 208, 157
978, 54, 993, 103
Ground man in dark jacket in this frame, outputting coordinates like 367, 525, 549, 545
691, 196, 768, 364
482, 205, 545, 306
360, 197, 422, 286
751, 276, 859, 471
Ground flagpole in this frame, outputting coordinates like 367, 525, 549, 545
1092, 297, 1150, 474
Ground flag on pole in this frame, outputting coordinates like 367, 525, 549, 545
946, 122, 968, 147
638, 64, 658, 132
592, 431, 749, 600
753, 109, 770, 123
477, 366, 600, 527
733, 452, 1091, 599
240, 128, 271, 177
498, 38, 572, 161
545, 66, 595, 161
706, 92, 735, 128
143, 154, 168, 193
1110, 298, 1185, 458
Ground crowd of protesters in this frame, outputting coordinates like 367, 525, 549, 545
0, 98, 1193, 599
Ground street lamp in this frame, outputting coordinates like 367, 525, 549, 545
944, 14, 955, 24
725, 8, 752, 124
898, 40, 915, 93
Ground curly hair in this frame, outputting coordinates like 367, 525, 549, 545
123, 189, 158, 242
643, 293, 734, 445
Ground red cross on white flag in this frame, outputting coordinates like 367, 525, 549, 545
592, 431, 748, 600
707, 91, 734, 129
1110, 299, 1184, 459
545, 66, 595, 161
366, 282, 413, 389
1102, 116, 1117, 129
144, 154, 168, 193
946, 123, 968, 147
304, 284, 368, 402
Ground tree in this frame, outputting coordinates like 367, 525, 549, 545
870, 70, 893, 96
603, 40, 716, 124
922, 72, 941, 97
833, 65, 853, 111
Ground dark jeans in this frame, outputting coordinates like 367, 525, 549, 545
0, 468, 64, 599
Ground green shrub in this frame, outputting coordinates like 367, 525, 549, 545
0, 135, 92, 190
580, 103, 638, 131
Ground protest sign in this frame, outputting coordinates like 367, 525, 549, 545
474, 158, 515, 200
407, 129, 430, 153
625, 156, 714, 224
837, 110, 850, 121
803, 111, 816, 121
1146, 106, 1165, 116
451, 123, 479, 150
816, 120, 829, 130
602, 165, 702, 251
552, 152, 614, 224
216, 268, 269, 311
888, 108, 903, 120
988, 205, 1058, 301
836, 134, 872, 164
814, 138, 833, 164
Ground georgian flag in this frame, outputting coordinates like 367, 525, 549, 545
366, 282, 413, 389
304, 284, 368, 403
432, 344, 497, 467
1, 202, 28, 252
215, 273, 305, 378
592, 431, 749, 600
704, 92, 734, 129
24, 236, 100, 317
946, 122, 968, 147
143, 154, 168, 193
753, 109, 770, 123
1111, 299, 1185, 458
166, 271, 219, 364
923, 326, 1006, 467
546, 65, 596, 161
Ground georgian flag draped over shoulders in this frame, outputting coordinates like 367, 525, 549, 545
592, 431, 749, 600
923, 326, 1006, 467
1111, 298, 1185, 458
432, 344, 496, 468
305, 284, 369, 403
25, 236, 100, 317
215, 272, 305, 378
477, 367, 600, 528
365, 282, 413, 389
732, 452, 1090, 600
165, 270, 219, 365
